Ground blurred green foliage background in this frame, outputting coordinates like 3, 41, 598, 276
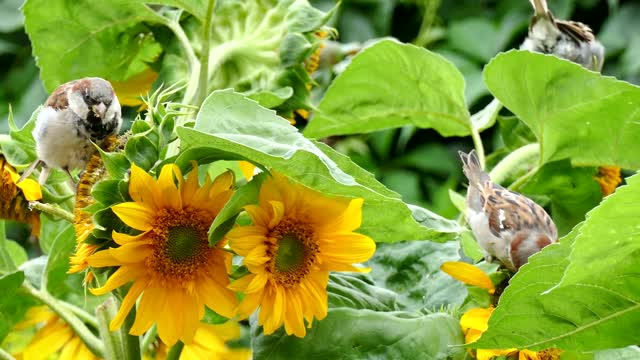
1, 0, 638, 223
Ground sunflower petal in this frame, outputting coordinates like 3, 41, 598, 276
320, 232, 376, 264
109, 279, 147, 330
440, 261, 495, 294
157, 164, 182, 210
129, 163, 161, 210
112, 202, 155, 231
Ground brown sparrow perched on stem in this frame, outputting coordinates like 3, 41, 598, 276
19, 77, 122, 184
521, 0, 604, 71
459, 150, 558, 271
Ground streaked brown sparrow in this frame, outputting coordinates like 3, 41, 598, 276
19, 77, 122, 184
521, 0, 604, 71
459, 150, 558, 271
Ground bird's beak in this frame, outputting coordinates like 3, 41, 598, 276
92, 103, 107, 118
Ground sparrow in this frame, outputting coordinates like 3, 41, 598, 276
19, 77, 122, 184
521, 0, 605, 72
459, 150, 558, 271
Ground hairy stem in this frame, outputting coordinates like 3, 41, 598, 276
60, 301, 99, 329
96, 298, 124, 360
469, 125, 486, 170
22, 282, 104, 358
195, 0, 216, 107
488, 143, 540, 186
140, 324, 158, 355
28, 201, 74, 223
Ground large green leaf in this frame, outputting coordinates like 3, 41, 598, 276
520, 160, 602, 236
251, 310, 465, 360
177, 90, 462, 243
304, 39, 471, 139
477, 173, 640, 351
368, 241, 467, 311
327, 272, 399, 312
484, 50, 640, 169
0, 271, 38, 343
23, 0, 163, 91
474, 225, 579, 350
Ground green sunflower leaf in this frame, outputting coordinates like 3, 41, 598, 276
0, 107, 38, 167
484, 50, 640, 168
367, 241, 467, 311
250, 310, 465, 360
178, 90, 462, 243
208, 172, 266, 246
23, 0, 163, 91
476, 173, 640, 351
304, 39, 471, 139
0, 271, 38, 343
327, 272, 399, 312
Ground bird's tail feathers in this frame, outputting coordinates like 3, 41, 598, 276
530, 0, 549, 17
459, 150, 489, 187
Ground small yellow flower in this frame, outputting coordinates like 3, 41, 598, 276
179, 322, 251, 360
86, 163, 238, 346
460, 307, 517, 360
440, 261, 495, 294
147, 322, 251, 360
227, 172, 376, 338
10, 306, 99, 360
460, 307, 561, 360
595, 166, 622, 196
0, 156, 42, 236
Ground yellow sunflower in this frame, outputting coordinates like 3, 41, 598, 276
86, 163, 238, 346
9, 306, 99, 360
443, 262, 561, 360
227, 172, 376, 337
1, 156, 42, 236
148, 322, 251, 360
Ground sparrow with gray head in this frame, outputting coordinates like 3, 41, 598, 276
521, 0, 604, 71
19, 77, 122, 185
459, 150, 558, 271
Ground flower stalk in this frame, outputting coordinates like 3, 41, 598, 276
21, 282, 104, 358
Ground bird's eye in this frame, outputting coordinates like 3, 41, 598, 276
83, 92, 91, 103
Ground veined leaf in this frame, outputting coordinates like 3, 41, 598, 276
477, 173, 640, 351
305, 39, 471, 139
484, 50, 640, 169
251, 310, 465, 360
177, 90, 462, 243
23, 0, 164, 91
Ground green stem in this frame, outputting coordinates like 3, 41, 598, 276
166, 341, 184, 360
22, 282, 104, 358
0, 347, 15, 360
121, 300, 141, 360
469, 125, 486, 170
195, 0, 216, 107
60, 301, 99, 329
96, 297, 123, 360
140, 324, 158, 355
413, 0, 441, 47
488, 143, 540, 185
164, 19, 200, 108
28, 201, 74, 223
509, 166, 540, 192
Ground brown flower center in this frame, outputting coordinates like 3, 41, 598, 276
148, 208, 213, 283
266, 218, 319, 287
0, 158, 40, 236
